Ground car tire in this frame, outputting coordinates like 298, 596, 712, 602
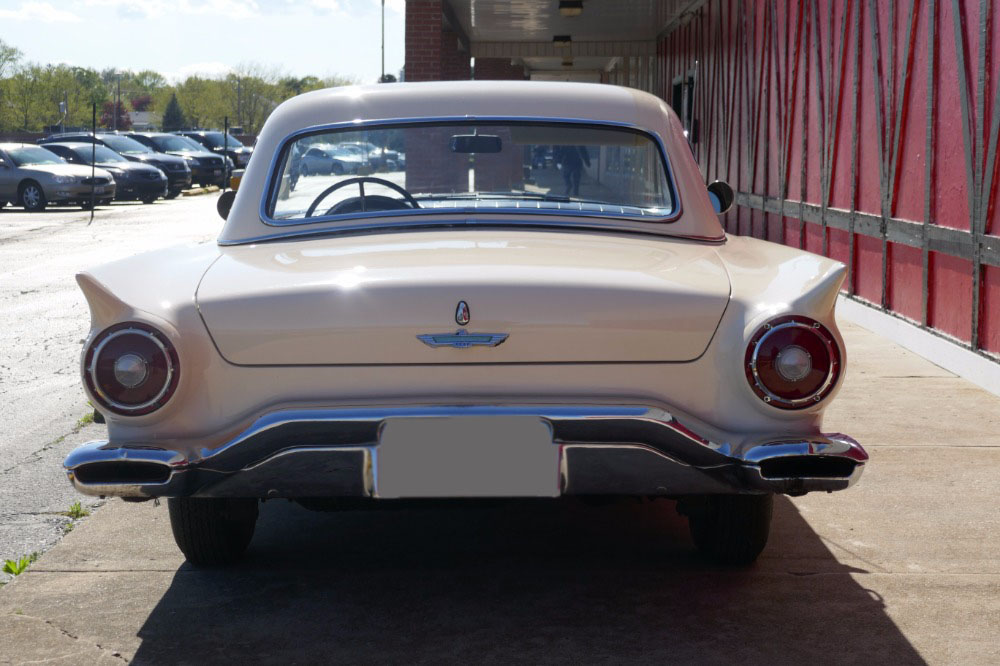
331, 163, 344, 175
167, 497, 259, 567
685, 493, 773, 565
165, 191, 180, 200
142, 196, 157, 204
19, 181, 46, 212
299, 164, 309, 177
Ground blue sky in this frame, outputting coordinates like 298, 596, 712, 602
0, 0, 405, 83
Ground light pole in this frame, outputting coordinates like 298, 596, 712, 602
381, 0, 385, 82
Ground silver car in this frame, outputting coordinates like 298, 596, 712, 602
0, 143, 116, 211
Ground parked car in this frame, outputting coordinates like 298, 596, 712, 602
124, 132, 227, 186
342, 140, 399, 170
174, 131, 253, 168
63, 81, 867, 567
41, 143, 167, 204
38, 132, 191, 198
297, 143, 364, 176
0, 143, 115, 211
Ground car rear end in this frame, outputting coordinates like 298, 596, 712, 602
62, 82, 867, 567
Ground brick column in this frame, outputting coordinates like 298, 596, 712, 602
405, 0, 469, 82
473, 58, 527, 80
404, 1, 470, 192
405, 0, 442, 81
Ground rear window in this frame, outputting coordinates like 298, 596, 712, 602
267, 121, 675, 225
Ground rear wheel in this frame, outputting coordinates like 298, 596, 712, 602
165, 190, 180, 200
19, 181, 46, 211
167, 497, 258, 566
684, 493, 773, 565
141, 196, 157, 204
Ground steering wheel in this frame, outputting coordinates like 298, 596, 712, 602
305, 176, 420, 217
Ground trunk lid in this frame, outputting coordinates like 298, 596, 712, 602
196, 230, 730, 365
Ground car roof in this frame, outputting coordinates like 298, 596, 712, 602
220, 80, 725, 244
0, 143, 40, 150
41, 142, 98, 151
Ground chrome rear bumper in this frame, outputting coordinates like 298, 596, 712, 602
64, 405, 867, 499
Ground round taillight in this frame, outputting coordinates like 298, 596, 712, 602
745, 315, 840, 409
84, 322, 179, 416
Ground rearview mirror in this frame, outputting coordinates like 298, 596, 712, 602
450, 134, 502, 153
707, 180, 734, 215
217, 190, 236, 220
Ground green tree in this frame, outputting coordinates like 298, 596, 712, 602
0, 39, 23, 130
67, 67, 108, 128
9, 63, 43, 130
161, 93, 185, 131
131, 69, 167, 94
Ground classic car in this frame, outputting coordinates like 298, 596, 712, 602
0, 143, 115, 211
41, 142, 168, 203
63, 81, 867, 567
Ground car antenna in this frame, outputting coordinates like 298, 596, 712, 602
88, 102, 96, 225
222, 116, 228, 197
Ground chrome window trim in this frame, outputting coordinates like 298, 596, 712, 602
258, 116, 683, 232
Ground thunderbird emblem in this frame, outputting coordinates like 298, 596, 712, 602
455, 300, 470, 325
417, 330, 508, 348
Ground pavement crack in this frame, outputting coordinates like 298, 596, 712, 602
10, 614, 128, 663
0, 417, 98, 475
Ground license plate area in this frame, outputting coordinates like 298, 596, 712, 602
376, 416, 559, 498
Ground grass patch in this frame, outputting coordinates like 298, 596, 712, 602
76, 412, 94, 429
2, 552, 40, 576
63, 501, 90, 520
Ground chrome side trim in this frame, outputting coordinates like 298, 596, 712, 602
253, 116, 684, 240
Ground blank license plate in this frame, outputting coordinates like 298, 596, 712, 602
377, 416, 559, 498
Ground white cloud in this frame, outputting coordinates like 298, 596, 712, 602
0, 1, 81, 22
82, 0, 260, 20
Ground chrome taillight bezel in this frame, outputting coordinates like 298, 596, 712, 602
84, 322, 179, 416
744, 315, 840, 410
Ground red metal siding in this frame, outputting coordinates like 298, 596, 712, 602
659, 0, 1000, 360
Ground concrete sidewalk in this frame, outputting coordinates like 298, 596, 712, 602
1, 321, 998, 665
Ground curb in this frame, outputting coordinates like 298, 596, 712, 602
181, 185, 221, 197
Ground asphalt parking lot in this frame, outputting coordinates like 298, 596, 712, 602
1, 197, 999, 664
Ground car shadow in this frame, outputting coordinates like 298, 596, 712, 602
132, 497, 923, 664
